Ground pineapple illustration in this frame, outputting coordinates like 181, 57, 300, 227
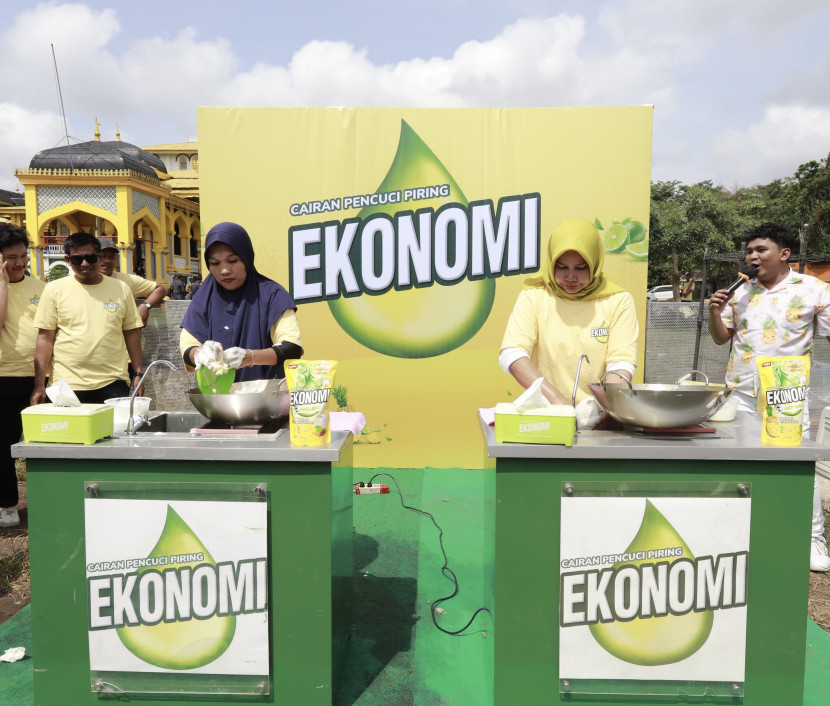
760, 315, 777, 344
332, 385, 355, 412
747, 285, 764, 306
785, 295, 805, 323
737, 341, 755, 365
764, 415, 780, 439
739, 317, 749, 335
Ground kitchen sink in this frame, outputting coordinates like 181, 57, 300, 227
130, 411, 210, 434
121, 411, 287, 439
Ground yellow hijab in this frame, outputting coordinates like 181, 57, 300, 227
524, 218, 625, 301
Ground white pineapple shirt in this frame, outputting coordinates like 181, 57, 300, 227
720, 269, 830, 396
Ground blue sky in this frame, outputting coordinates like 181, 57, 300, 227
2, 0, 829, 192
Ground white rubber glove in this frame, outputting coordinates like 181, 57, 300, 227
193, 340, 224, 370
575, 397, 603, 430
223, 347, 248, 369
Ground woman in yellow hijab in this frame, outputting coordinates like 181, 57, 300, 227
500, 218, 639, 405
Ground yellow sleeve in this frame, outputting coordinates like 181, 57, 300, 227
180, 328, 202, 373
32, 283, 58, 331
126, 273, 157, 298
269, 308, 303, 347
500, 289, 538, 356
605, 292, 639, 366
121, 284, 142, 331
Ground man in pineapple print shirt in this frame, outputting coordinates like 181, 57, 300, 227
708, 223, 830, 572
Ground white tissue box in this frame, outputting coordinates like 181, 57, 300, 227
21, 403, 114, 445
494, 405, 576, 446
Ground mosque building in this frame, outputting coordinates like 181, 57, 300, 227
2, 121, 200, 284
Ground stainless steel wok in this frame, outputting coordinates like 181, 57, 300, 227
187, 378, 290, 427
588, 373, 732, 428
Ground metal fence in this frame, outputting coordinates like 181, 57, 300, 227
644, 301, 830, 424
138, 301, 196, 410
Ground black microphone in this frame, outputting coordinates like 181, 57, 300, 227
725, 266, 758, 295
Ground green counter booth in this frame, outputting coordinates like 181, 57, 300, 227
12, 429, 354, 706
481, 414, 824, 706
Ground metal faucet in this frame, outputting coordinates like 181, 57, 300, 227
127, 360, 178, 434
572, 354, 590, 406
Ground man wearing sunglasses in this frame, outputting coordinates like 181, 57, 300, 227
30, 232, 144, 405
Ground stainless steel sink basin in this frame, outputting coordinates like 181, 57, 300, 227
131, 411, 210, 434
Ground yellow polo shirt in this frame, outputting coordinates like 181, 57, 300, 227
33, 275, 141, 390
0, 276, 45, 377
111, 271, 157, 298
501, 288, 638, 403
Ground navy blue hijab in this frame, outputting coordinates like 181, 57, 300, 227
181, 222, 296, 381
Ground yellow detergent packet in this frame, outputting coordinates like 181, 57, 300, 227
285, 360, 338, 446
756, 355, 810, 446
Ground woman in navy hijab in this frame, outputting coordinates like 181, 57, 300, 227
180, 222, 303, 381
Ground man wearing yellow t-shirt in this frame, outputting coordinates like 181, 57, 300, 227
31, 232, 144, 405
0, 224, 44, 527
97, 238, 168, 325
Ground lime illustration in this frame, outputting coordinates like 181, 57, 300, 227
589, 500, 714, 665
624, 219, 647, 244
116, 506, 236, 669
602, 223, 628, 253
594, 319, 609, 344
328, 120, 495, 358
625, 238, 649, 260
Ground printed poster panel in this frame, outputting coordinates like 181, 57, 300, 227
559, 497, 750, 683
85, 499, 269, 676
198, 106, 653, 468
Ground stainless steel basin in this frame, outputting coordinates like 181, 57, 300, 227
588, 382, 732, 428
187, 379, 290, 427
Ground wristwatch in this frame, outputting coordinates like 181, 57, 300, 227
142, 302, 152, 310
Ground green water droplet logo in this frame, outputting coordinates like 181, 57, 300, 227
116, 506, 236, 669
589, 500, 714, 665
328, 120, 495, 358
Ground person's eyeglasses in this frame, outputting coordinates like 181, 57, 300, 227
67, 253, 99, 265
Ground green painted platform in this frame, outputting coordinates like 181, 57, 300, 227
1, 467, 828, 704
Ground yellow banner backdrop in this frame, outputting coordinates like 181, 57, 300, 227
198, 107, 653, 468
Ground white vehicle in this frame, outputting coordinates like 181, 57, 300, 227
647, 285, 674, 302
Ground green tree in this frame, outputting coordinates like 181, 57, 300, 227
649, 181, 748, 297
759, 153, 830, 251
46, 264, 69, 282
648, 153, 830, 296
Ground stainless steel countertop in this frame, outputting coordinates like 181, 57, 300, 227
480, 413, 830, 462
11, 428, 352, 463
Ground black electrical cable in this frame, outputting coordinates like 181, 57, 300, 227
368, 472, 492, 635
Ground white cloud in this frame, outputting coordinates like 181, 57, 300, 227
220, 15, 673, 109
2, 3, 121, 110
0, 104, 65, 190
710, 104, 830, 186
1, 1, 830, 192
120, 27, 239, 109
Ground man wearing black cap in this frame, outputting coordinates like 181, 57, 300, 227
98, 238, 167, 325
